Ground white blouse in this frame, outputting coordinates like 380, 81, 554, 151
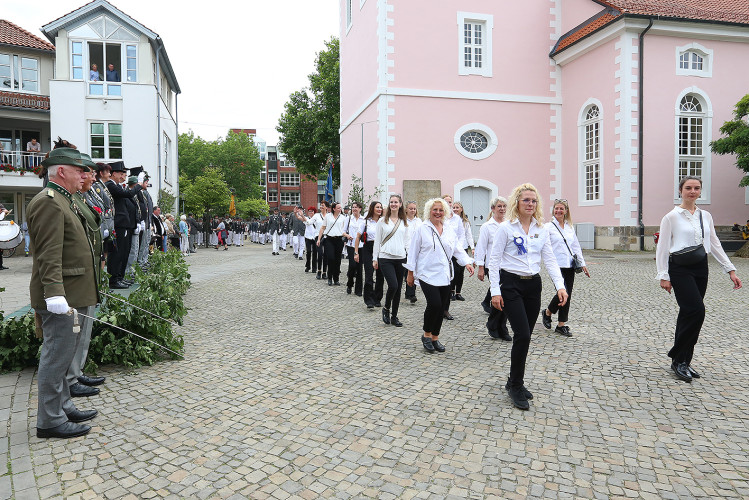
344, 215, 364, 248
321, 213, 346, 237
655, 207, 736, 281
488, 218, 565, 296
357, 218, 379, 245
474, 217, 502, 267
373, 217, 410, 260
405, 220, 472, 287
443, 212, 467, 249
545, 219, 586, 269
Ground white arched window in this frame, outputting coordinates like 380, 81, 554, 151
675, 91, 712, 202
579, 103, 602, 205
676, 43, 713, 78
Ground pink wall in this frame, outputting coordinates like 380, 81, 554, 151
340, 102, 380, 204
389, 1, 556, 97
641, 35, 749, 226
559, 38, 621, 225
560, 0, 607, 34
389, 96, 554, 200
339, 0, 380, 122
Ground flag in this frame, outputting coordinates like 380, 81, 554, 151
324, 156, 334, 202
229, 193, 236, 216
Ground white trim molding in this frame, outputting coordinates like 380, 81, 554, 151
457, 12, 493, 77
673, 87, 713, 204
454, 178, 499, 203
613, 33, 638, 225
675, 42, 713, 78
454, 123, 498, 160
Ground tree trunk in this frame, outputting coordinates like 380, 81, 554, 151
735, 240, 749, 258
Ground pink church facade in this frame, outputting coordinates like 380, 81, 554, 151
338, 0, 749, 249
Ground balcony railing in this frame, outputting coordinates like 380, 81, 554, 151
0, 151, 44, 175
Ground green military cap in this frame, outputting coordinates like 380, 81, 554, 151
127, 175, 138, 184
40, 147, 90, 172
79, 153, 99, 170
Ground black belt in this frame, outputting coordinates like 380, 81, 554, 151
501, 270, 539, 280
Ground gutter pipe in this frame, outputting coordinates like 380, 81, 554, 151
638, 17, 653, 251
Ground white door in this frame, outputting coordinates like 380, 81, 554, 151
459, 186, 491, 244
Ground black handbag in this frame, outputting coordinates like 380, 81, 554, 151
552, 222, 584, 273
669, 212, 706, 266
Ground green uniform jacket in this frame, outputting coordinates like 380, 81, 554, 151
73, 192, 103, 283
28, 183, 99, 309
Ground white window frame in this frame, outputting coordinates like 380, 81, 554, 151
71, 41, 84, 80
676, 43, 713, 78
346, 0, 353, 33
453, 123, 497, 160
0, 53, 39, 94
164, 133, 172, 185
89, 121, 123, 161
280, 191, 301, 206
457, 12, 493, 77
280, 173, 300, 186
674, 89, 712, 203
267, 172, 277, 183
267, 190, 278, 203
577, 99, 604, 207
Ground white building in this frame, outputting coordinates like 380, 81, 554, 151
40, 0, 181, 208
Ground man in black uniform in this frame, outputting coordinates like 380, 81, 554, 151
105, 162, 142, 289
268, 209, 283, 255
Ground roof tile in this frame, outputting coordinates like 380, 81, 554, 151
0, 20, 55, 52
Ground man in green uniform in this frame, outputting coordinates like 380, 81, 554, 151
28, 148, 99, 439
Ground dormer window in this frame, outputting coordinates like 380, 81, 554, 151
0, 53, 39, 93
676, 43, 712, 77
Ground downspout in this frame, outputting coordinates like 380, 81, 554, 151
175, 92, 179, 213
638, 18, 653, 250
155, 38, 164, 198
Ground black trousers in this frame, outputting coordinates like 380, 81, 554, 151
547, 267, 576, 323
324, 237, 344, 282
305, 237, 317, 271
405, 282, 417, 300
420, 281, 451, 336
668, 256, 708, 365
380, 258, 406, 317
484, 268, 508, 334
360, 241, 383, 306
316, 238, 327, 274
500, 271, 542, 388
346, 246, 363, 294
108, 226, 131, 281
450, 256, 467, 294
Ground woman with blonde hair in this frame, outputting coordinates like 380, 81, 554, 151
489, 183, 567, 410
406, 198, 474, 353
404, 201, 422, 304
449, 201, 474, 302
541, 199, 590, 336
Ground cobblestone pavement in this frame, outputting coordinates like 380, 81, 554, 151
1, 243, 748, 499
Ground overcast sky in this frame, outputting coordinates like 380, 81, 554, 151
4, 0, 340, 145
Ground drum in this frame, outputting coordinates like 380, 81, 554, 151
0, 220, 22, 249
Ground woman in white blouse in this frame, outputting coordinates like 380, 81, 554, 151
441, 194, 467, 321
541, 199, 590, 337
488, 183, 567, 410
344, 202, 365, 296
406, 198, 474, 353
656, 176, 741, 383
475, 196, 510, 341
404, 201, 422, 304
449, 201, 474, 302
354, 201, 384, 308
373, 195, 410, 327
317, 201, 347, 286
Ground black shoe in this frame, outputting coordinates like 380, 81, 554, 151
391, 316, 403, 327
366, 303, 375, 309
382, 308, 390, 325
316, 272, 322, 279
444, 312, 454, 320
299, 257, 304, 260
334, 281, 341, 286
455, 293, 465, 301
305, 268, 310, 273
0, 265, 9, 270
374, 302, 382, 308
328, 279, 333, 286
507, 384, 530, 410
78, 375, 105, 386
688, 366, 701, 378
347, 286, 352, 294
481, 302, 491, 314
554, 325, 572, 337
37, 421, 91, 439
505, 379, 533, 400
355, 292, 363, 297
70, 383, 100, 397
488, 329, 501, 339
450, 292, 456, 301
322, 273, 327, 279
65, 408, 98, 423
432, 339, 445, 352
421, 336, 435, 353
671, 361, 692, 383
409, 296, 417, 304
109, 280, 128, 289
498, 326, 512, 342
542, 310, 552, 329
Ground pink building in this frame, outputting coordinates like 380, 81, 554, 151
339, 0, 749, 249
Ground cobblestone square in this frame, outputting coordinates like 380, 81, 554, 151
2, 244, 748, 499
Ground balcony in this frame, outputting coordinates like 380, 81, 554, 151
0, 91, 50, 111
0, 151, 45, 188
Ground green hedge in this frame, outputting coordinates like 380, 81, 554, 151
0, 249, 190, 373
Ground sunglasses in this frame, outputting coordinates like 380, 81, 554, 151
554, 199, 567, 204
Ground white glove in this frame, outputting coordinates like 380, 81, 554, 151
103, 229, 110, 238
45, 296, 70, 315
137, 172, 146, 183
142, 221, 147, 231
134, 224, 141, 235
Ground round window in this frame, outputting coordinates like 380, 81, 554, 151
460, 131, 488, 154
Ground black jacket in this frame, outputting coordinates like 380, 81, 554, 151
105, 181, 142, 228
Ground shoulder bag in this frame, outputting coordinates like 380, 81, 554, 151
428, 225, 454, 281
552, 222, 584, 273
323, 214, 341, 240
380, 219, 401, 247
669, 212, 706, 266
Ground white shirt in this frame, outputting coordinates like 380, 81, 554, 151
305, 212, 326, 239
656, 207, 736, 281
404, 220, 472, 287
407, 216, 422, 232
488, 218, 565, 296
344, 215, 364, 248
545, 219, 586, 269
357, 218, 378, 245
373, 217, 410, 260
443, 211, 467, 249
321, 213, 346, 237
474, 217, 502, 267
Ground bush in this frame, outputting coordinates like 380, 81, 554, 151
0, 308, 41, 372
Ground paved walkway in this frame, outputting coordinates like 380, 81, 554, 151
1, 244, 748, 499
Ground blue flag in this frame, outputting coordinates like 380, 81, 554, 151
324, 162, 334, 202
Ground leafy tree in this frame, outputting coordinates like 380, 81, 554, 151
277, 37, 340, 184
346, 174, 384, 207
183, 167, 231, 216
158, 188, 177, 212
236, 198, 270, 218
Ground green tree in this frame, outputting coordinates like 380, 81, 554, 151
157, 188, 177, 212
346, 174, 384, 207
711, 94, 749, 187
277, 37, 340, 184
183, 167, 231, 216
236, 198, 270, 218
